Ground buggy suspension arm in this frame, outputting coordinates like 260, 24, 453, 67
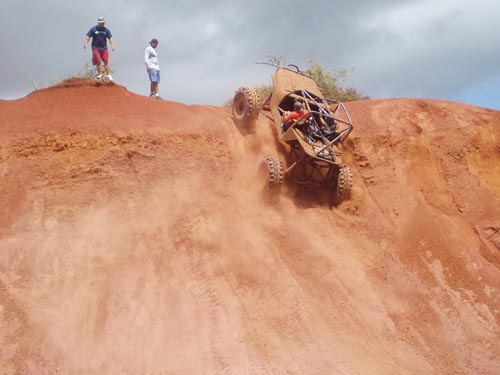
284, 154, 306, 175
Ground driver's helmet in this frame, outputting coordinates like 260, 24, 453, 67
294, 101, 304, 111
324, 115, 335, 126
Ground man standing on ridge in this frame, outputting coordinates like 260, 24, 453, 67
84, 17, 115, 81
145, 38, 161, 99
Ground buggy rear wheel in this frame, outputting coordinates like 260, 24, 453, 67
333, 165, 352, 205
232, 86, 260, 127
263, 156, 284, 189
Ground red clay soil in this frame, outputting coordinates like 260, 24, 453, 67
1, 78, 499, 374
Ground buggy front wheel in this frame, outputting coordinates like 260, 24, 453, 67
333, 165, 352, 205
232, 86, 260, 128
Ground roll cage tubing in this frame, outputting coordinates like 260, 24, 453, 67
280, 89, 354, 144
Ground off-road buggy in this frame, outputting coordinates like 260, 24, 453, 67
232, 65, 353, 205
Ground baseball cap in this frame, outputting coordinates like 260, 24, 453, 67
150, 38, 159, 43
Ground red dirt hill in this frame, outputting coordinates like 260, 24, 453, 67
1, 78, 499, 374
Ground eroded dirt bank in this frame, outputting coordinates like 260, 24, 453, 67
1, 79, 499, 374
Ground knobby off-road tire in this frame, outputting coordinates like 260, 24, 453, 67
333, 165, 353, 205
232, 86, 261, 127
264, 156, 284, 189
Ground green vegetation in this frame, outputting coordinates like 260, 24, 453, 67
78, 62, 98, 78
304, 64, 369, 102
77, 62, 114, 78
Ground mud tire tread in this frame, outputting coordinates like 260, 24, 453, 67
334, 165, 353, 204
264, 156, 284, 188
232, 86, 261, 127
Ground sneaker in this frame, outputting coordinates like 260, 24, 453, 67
95, 74, 102, 80
106, 75, 113, 81
149, 93, 156, 98
155, 94, 162, 100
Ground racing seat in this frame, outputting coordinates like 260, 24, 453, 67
307, 117, 323, 142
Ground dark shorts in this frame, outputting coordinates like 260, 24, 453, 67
148, 69, 160, 83
92, 49, 109, 65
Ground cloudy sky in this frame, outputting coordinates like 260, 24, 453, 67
2, 0, 500, 109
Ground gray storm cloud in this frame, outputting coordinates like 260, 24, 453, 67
1, 0, 500, 108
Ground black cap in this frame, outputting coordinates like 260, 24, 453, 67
150, 38, 158, 43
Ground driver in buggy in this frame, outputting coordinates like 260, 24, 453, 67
281, 101, 309, 132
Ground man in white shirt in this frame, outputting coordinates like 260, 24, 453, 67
145, 38, 161, 99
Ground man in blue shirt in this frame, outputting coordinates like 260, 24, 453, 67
84, 17, 115, 81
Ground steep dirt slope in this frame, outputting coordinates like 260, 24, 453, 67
0, 79, 499, 374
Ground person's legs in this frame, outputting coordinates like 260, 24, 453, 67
101, 50, 112, 79
149, 74, 155, 96
154, 70, 160, 95
150, 82, 158, 95
148, 69, 160, 96
92, 49, 103, 77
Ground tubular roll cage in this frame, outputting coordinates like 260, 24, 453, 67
278, 89, 354, 171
